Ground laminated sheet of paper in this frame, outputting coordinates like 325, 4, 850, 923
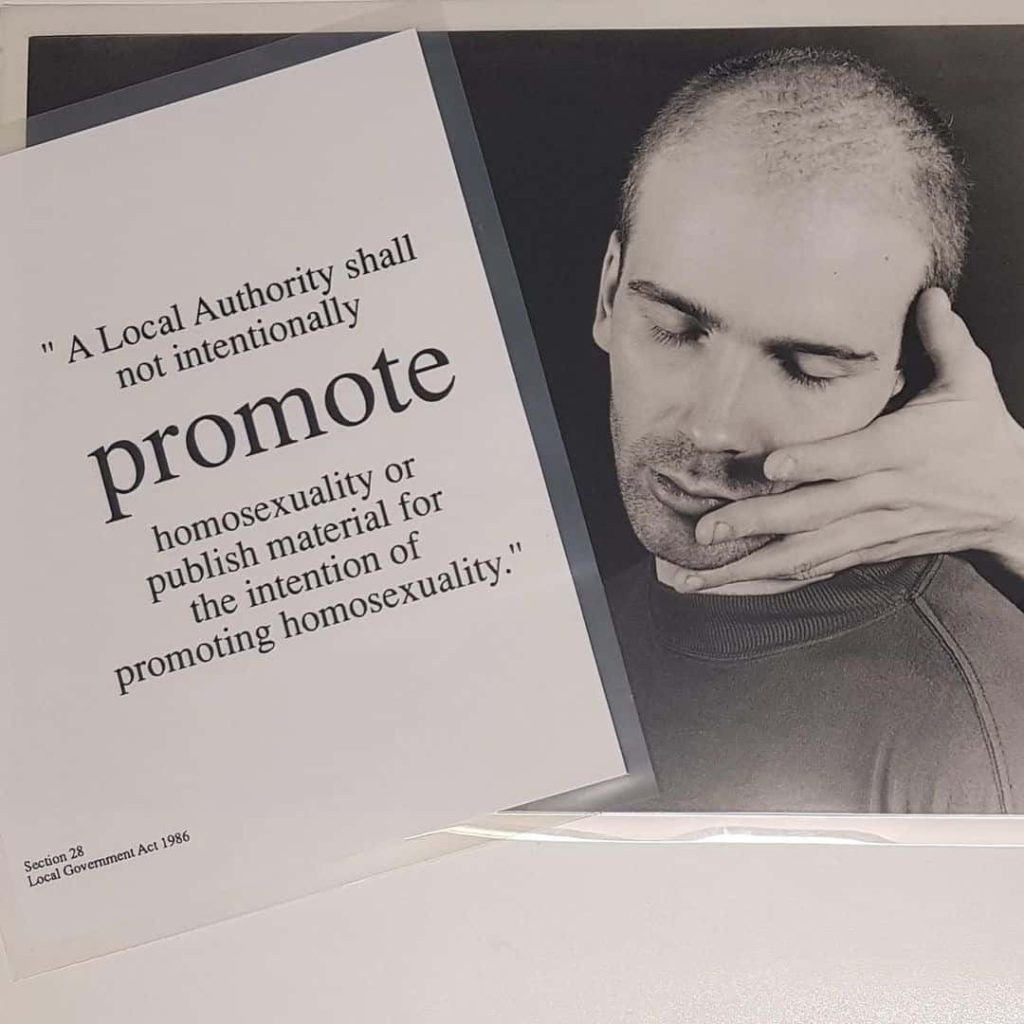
0, 29, 645, 976
8, 10, 1024, 986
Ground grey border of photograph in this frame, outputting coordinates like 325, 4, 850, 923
23, 27, 653, 813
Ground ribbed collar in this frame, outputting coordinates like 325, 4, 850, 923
646, 554, 941, 661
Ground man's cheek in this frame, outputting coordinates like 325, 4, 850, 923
609, 372, 661, 444
767, 384, 893, 448
616, 371, 693, 442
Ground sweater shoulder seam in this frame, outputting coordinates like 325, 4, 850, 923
645, 556, 945, 663
910, 591, 1011, 813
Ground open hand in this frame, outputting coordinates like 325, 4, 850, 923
666, 288, 1024, 592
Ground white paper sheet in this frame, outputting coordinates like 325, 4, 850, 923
0, 30, 625, 975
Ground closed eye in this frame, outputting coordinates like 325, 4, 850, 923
774, 350, 846, 389
647, 318, 707, 348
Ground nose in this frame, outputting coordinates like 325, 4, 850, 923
674, 338, 761, 454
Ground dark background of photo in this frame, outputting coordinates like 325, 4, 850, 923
27, 27, 1024, 587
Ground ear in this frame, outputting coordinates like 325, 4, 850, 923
890, 367, 906, 398
592, 231, 623, 353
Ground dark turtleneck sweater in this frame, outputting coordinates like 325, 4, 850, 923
606, 554, 1024, 813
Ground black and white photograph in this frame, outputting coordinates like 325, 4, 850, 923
483, 28, 1024, 815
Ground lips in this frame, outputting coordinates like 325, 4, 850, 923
646, 466, 733, 516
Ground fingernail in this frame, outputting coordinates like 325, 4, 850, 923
711, 522, 733, 544
681, 575, 705, 591
695, 522, 715, 546
766, 454, 795, 481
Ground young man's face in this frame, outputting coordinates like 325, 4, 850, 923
593, 147, 930, 570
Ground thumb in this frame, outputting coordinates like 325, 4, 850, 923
914, 287, 991, 390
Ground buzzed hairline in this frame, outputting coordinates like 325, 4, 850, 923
617, 47, 971, 296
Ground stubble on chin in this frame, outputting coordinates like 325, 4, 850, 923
618, 484, 774, 569
609, 406, 776, 570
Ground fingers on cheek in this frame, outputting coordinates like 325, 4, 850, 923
883, 469, 941, 512
694, 516, 728, 545
701, 529, 858, 583
701, 500, 783, 543
725, 474, 897, 542
792, 511, 944, 579
850, 470, 914, 513
713, 512, 767, 543
781, 542, 855, 580
839, 509, 918, 545
688, 507, 943, 588
727, 491, 849, 540
814, 537, 923, 576
807, 553, 863, 577
773, 513, 906, 579
785, 560, 828, 582
748, 537, 843, 581
778, 476, 899, 535
682, 555, 774, 588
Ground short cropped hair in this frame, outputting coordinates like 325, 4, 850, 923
618, 48, 971, 294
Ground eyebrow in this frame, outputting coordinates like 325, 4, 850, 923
767, 339, 878, 363
627, 279, 725, 330
626, 277, 879, 363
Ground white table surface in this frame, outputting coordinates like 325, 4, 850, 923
3, 835, 1023, 1022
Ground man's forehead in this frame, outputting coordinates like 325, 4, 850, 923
625, 149, 930, 351
633, 140, 913, 228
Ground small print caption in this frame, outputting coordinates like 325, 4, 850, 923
23, 831, 192, 890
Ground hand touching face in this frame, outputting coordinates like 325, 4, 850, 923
594, 148, 926, 571
661, 290, 1024, 593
